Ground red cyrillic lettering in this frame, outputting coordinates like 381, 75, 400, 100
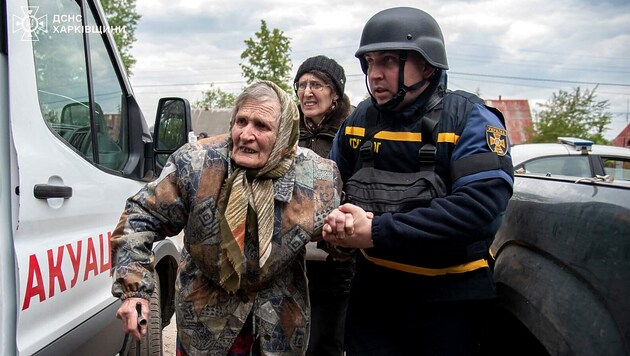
99, 233, 112, 274
83, 237, 99, 281
22, 254, 46, 310
66, 241, 82, 287
47, 246, 67, 297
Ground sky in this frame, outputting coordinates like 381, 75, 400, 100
127, 0, 630, 140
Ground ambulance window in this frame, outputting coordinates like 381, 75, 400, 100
84, 2, 127, 169
30, 0, 128, 171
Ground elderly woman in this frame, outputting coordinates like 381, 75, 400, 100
111, 81, 342, 355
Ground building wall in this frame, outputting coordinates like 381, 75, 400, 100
485, 99, 533, 145
192, 109, 232, 137
612, 124, 630, 148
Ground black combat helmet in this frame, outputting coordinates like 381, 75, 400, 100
355, 7, 448, 73
355, 7, 448, 111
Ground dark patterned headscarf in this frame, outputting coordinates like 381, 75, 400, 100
218, 81, 299, 293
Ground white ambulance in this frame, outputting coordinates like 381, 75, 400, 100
1, 0, 191, 354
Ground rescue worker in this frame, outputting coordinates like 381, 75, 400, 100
322, 7, 514, 355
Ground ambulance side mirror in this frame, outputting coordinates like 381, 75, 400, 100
153, 98, 192, 176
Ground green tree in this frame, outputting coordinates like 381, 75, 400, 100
240, 20, 293, 93
101, 0, 141, 75
194, 84, 237, 110
531, 86, 612, 144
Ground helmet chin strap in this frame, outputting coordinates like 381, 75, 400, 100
369, 51, 427, 112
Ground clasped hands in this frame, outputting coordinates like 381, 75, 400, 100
322, 203, 375, 249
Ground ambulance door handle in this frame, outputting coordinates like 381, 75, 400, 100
34, 184, 73, 199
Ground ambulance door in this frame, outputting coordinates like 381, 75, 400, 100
9, 0, 145, 353
1, 0, 18, 354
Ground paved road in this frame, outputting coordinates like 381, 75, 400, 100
162, 233, 183, 355
163, 314, 176, 355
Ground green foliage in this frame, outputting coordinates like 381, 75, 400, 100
531, 86, 612, 144
101, 0, 141, 75
194, 84, 237, 109
240, 20, 293, 93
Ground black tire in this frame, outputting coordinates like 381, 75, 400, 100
128, 273, 163, 356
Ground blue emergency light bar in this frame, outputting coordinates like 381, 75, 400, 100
558, 137, 593, 152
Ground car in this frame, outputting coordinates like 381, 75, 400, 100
511, 137, 630, 185
487, 137, 630, 356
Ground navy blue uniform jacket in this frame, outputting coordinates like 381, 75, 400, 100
329, 90, 514, 301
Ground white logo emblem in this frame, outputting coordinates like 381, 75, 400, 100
12, 6, 48, 41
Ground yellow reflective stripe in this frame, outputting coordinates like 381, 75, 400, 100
345, 126, 365, 137
437, 132, 459, 144
346, 128, 459, 144
374, 131, 422, 142
360, 249, 489, 276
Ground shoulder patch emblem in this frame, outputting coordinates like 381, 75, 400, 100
486, 125, 509, 156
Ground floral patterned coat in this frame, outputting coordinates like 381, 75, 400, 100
111, 134, 341, 355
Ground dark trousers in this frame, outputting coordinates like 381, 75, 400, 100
306, 259, 354, 356
344, 262, 494, 356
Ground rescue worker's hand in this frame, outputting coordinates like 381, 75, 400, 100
323, 203, 374, 249
116, 297, 149, 341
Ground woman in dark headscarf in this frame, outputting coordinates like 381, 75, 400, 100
293, 55, 354, 356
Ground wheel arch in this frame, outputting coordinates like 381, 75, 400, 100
152, 239, 180, 328
493, 242, 627, 356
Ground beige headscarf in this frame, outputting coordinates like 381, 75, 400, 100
218, 81, 299, 293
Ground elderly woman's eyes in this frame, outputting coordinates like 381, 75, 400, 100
257, 121, 271, 131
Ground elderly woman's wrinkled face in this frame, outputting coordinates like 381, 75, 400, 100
231, 99, 281, 169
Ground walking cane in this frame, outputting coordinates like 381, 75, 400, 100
136, 302, 147, 356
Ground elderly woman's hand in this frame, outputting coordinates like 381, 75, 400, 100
116, 297, 149, 341
323, 204, 374, 249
